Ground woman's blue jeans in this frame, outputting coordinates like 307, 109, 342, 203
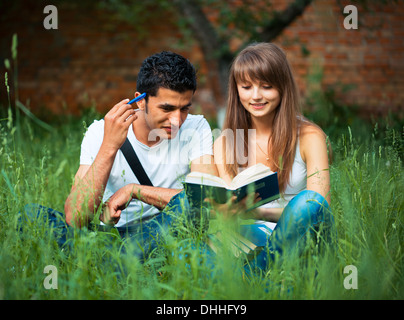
242, 190, 334, 272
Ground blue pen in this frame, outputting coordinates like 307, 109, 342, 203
128, 92, 146, 105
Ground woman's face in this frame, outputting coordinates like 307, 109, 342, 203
236, 77, 281, 119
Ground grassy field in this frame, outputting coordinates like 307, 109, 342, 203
0, 108, 403, 300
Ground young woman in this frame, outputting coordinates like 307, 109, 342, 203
214, 42, 334, 269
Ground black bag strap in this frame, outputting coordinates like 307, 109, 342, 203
120, 138, 153, 186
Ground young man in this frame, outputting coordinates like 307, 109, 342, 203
65, 51, 217, 228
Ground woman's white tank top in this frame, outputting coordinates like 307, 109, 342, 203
261, 140, 307, 209
253, 140, 307, 230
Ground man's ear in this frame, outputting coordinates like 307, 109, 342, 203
137, 99, 146, 111
134, 92, 146, 111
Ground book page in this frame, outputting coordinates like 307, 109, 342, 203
230, 163, 274, 189
184, 171, 229, 188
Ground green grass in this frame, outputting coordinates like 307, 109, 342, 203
0, 111, 403, 300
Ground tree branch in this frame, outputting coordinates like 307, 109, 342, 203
259, 0, 313, 42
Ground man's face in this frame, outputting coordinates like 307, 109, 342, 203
141, 87, 193, 140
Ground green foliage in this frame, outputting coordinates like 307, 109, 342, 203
97, 0, 176, 40
98, 0, 274, 42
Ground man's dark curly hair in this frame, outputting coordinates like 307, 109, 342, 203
136, 51, 197, 101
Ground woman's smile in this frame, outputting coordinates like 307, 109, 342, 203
250, 102, 268, 110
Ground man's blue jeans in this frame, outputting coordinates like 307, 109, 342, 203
20, 189, 334, 270
19, 190, 204, 261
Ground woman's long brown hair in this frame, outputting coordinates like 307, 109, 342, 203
222, 42, 306, 193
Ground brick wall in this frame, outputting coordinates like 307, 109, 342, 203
276, 0, 404, 117
0, 0, 206, 117
1, 0, 403, 120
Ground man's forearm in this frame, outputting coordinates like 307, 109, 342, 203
126, 184, 182, 210
65, 147, 117, 227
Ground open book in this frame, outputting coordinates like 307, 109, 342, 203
183, 163, 280, 211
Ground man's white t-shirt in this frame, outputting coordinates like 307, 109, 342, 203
80, 114, 213, 227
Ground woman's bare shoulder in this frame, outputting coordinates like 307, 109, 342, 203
299, 121, 328, 161
299, 121, 326, 139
